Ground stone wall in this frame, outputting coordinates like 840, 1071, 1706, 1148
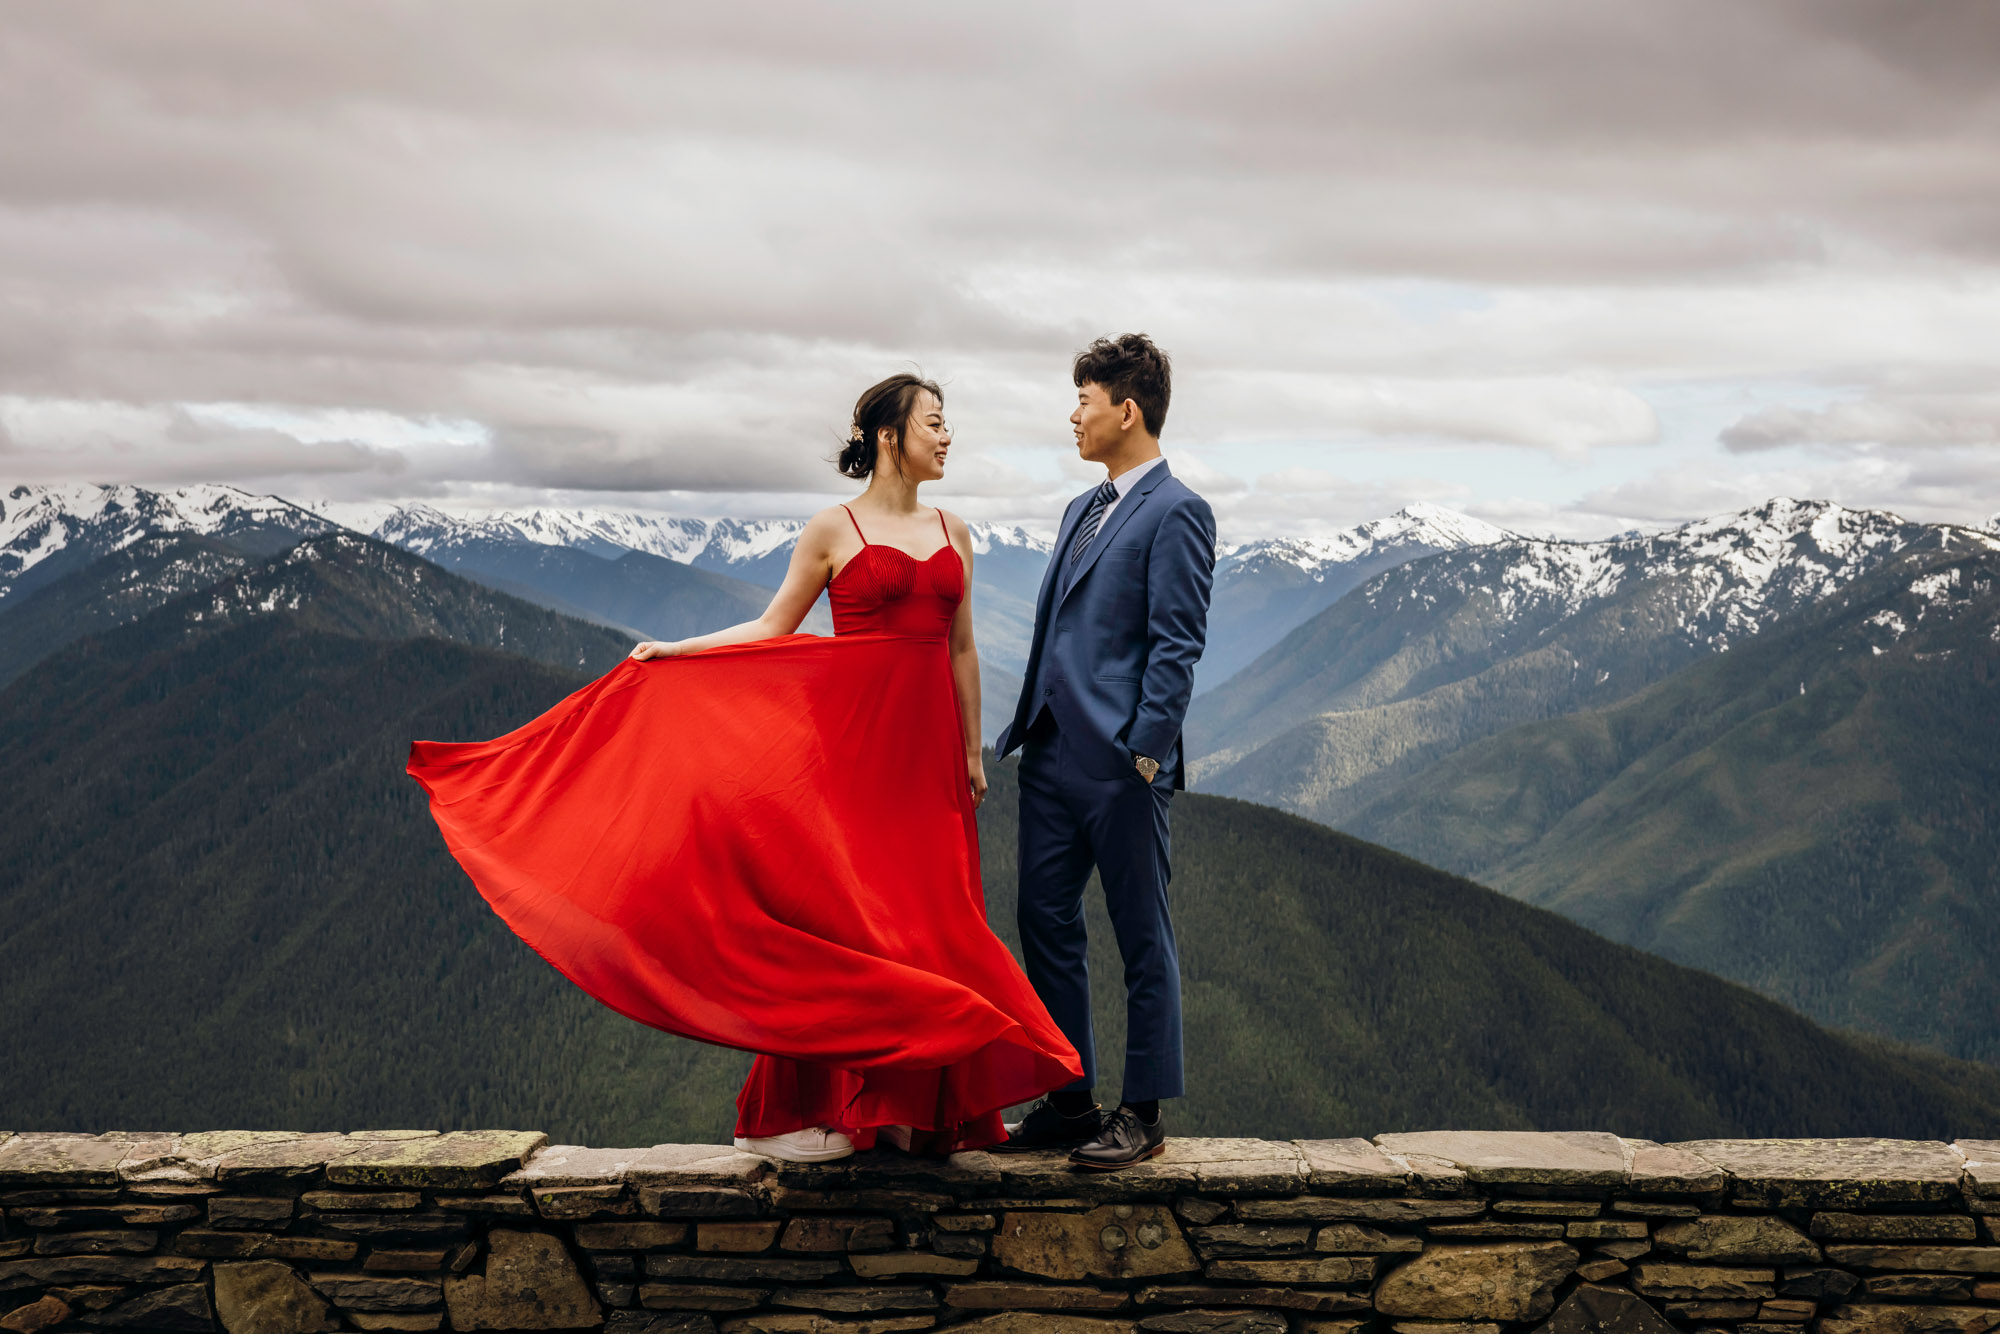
1, 1130, 1997, 1334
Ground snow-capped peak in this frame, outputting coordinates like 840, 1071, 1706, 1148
1, 482, 337, 599
1218, 503, 1511, 576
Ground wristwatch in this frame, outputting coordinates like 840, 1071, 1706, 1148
1134, 754, 1161, 783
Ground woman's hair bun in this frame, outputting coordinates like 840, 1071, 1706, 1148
836, 430, 873, 480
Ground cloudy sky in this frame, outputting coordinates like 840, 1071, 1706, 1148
4, 1, 1998, 539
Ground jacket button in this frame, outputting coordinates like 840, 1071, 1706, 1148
1043, 688, 1054, 697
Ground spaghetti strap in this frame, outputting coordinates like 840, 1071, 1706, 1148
935, 508, 949, 543
840, 504, 868, 545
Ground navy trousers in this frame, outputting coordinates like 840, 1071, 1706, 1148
1016, 714, 1184, 1102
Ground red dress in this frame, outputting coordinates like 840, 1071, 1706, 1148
406, 506, 1081, 1152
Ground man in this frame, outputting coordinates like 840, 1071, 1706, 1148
993, 333, 1216, 1169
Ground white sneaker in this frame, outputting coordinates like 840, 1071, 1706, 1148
879, 1124, 914, 1153
733, 1128, 855, 1163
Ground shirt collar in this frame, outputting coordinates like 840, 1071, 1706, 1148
1107, 454, 1166, 498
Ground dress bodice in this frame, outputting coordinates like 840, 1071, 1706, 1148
826, 508, 964, 639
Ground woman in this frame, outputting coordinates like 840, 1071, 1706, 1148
406, 374, 1082, 1163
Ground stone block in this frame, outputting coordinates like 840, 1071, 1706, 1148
1611, 1201, 1701, 1218
1575, 1260, 1627, 1281
1136, 1285, 1370, 1314
1594, 1241, 1650, 1260
0, 1297, 71, 1334
173, 1231, 359, 1261
627, 1145, 771, 1189
1186, 1223, 1313, 1256
1865, 1276, 1974, 1300
1208, 1255, 1374, 1284
71, 1281, 213, 1329
645, 1255, 843, 1283
993, 1204, 1199, 1281
532, 1185, 635, 1220
300, 1190, 420, 1211
433, 1193, 536, 1217
1777, 1266, 1859, 1301
1175, 1198, 1230, 1225
609, 1314, 723, 1334
1957, 1142, 2000, 1200
323, 1131, 548, 1190
1496, 1201, 1602, 1217
1316, 1223, 1424, 1254
696, 1222, 783, 1252
1375, 1242, 1578, 1320
1653, 1215, 1820, 1263
1665, 1300, 1761, 1320
1975, 1281, 2000, 1301
718, 1316, 937, 1334
1236, 1198, 1484, 1224
1184, 1140, 1308, 1196
766, 1187, 951, 1212
1621, 1140, 1727, 1194
306, 1273, 444, 1313
1812, 1214, 1979, 1241
213, 1259, 341, 1334
1670, 1140, 1963, 1208
348, 1317, 444, 1332
10, 1203, 199, 1227
1139, 1312, 1287, 1333
945, 1281, 1130, 1310
501, 1144, 657, 1188
848, 1250, 980, 1277
951, 1318, 1136, 1334
208, 1135, 372, 1183
1759, 1300, 1817, 1321
1567, 1220, 1648, 1240
781, 1216, 896, 1253
0, 1135, 132, 1187
1427, 1222, 1566, 1240
441, 1229, 598, 1329
1630, 1262, 1776, 1299
933, 1233, 987, 1257
209, 1196, 296, 1228
314, 1211, 468, 1240
577, 1221, 691, 1250
1389, 1323, 1498, 1334
1824, 1246, 2000, 1274
365, 1248, 452, 1271
640, 1186, 762, 1219
935, 1213, 997, 1233
1817, 1306, 2000, 1334
0, 1254, 207, 1290
996, 1147, 1197, 1200
29, 1230, 155, 1255
1375, 1132, 1627, 1188
1296, 1140, 1411, 1193
766, 1286, 937, 1312
599, 1281, 638, 1307
767, 1147, 1001, 1194
639, 1284, 769, 1312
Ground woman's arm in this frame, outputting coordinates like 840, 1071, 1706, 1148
943, 511, 987, 809
630, 510, 844, 660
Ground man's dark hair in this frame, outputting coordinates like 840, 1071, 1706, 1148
1073, 333, 1171, 438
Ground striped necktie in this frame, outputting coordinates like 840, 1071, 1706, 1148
1067, 479, 1121, 565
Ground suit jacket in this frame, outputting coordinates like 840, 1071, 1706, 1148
995, 459, 1216, 789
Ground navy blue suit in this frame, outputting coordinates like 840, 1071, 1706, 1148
995, 459, 1215, 1101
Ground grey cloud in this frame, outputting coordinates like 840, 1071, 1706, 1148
1722, 395, 2000, 452
0, 0, 1997, 513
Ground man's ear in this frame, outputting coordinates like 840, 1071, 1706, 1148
1119, 399, 1141, 431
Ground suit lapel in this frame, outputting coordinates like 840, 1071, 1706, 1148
1016, 491, 1090, 707
1059, 459, 1171, 609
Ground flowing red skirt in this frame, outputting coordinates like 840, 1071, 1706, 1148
407, 630, 1081, 1151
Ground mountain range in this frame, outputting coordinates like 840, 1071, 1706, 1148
1186, 498, 2000, 1063
10, 481, 2000, 1075
5, 518, 1999, 1141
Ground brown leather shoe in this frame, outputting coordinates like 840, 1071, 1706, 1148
1068, 1105, 1166, 1170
